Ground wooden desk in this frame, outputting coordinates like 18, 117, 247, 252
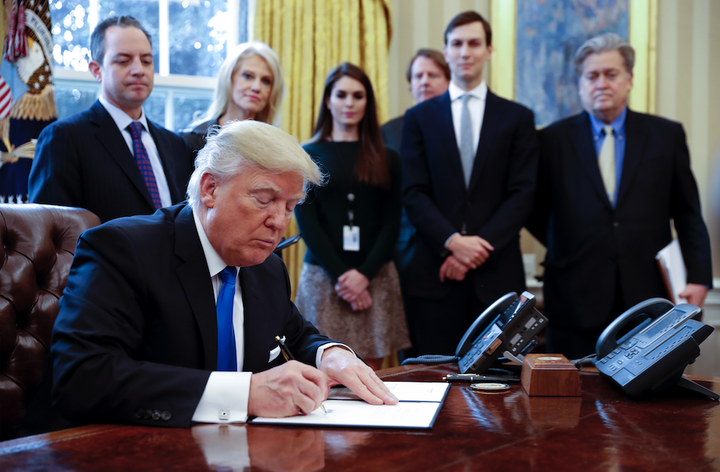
2, 364, 719, 471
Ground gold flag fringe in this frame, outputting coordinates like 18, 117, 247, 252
0, 117, 8, 146
10, 85, 57, 121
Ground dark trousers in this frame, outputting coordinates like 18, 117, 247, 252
407, 278, 487, 356
545, 273, 628, 360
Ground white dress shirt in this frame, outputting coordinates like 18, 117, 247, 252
449, 80, 488, 157
98, 96, 172, 207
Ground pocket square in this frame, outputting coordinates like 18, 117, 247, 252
269, 345, 281, 363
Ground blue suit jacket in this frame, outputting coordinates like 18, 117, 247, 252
401, 90, 538, 305
29, 100, 193, 222
18, 204, 332, 434
527, 110, 713, 330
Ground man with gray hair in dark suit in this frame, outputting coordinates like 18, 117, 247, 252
527, 33, 712, 359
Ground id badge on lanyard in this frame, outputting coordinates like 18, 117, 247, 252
343, 192, 360, 251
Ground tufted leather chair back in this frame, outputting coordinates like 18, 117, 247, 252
0, 204, 100, 440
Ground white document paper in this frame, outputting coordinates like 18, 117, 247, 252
656, 239, 687, 304
328, 381, 449, 402
250, 382, 450, 430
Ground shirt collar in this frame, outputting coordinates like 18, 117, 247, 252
99, 95, 149, 132
588, 107, 627, 139
449, 80, 488, 102
192, 208, 231, 278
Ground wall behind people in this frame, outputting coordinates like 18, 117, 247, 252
656, 0, 720, 279
388, 0, 720, 281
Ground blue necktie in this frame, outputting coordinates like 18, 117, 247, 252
216, 266, 238, 371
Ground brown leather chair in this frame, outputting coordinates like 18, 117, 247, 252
0, 204, 100, 440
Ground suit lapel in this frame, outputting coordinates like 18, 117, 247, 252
570, 112, 611, 207
615, 109, 647, 207
89, 101, 156, 209
238, 268, 264, 372
468, 91, 502, 192
173, 205, 218, 370
435, 92, 467, 192
147, 120, 180, 203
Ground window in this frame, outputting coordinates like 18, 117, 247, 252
51, 0, 249, 130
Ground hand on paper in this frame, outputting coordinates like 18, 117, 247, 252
248, 361, 329, 417
319, 346, 398, 406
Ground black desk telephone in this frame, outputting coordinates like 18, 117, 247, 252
594, 298, 718, 400
402, 291, 547, 374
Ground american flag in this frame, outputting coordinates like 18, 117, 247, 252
0, 76, 14, 119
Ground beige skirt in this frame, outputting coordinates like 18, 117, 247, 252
295, 262, 411, 359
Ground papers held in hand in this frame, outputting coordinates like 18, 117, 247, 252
656, 239, 687, 304
249, 382, 450, 429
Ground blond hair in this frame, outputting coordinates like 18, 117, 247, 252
194, 42, 286, 127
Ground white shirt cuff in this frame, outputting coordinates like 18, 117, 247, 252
316, 343, 356, 367
192, 343, 354, 423
192, 371, 252, 423
445, 232, 460, 249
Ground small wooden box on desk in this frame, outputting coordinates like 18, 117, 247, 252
521, 354, 582, 396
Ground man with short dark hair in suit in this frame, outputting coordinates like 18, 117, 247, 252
18, 120, 396, 436
401, 11, 538, 356
527, 33, 713, 359
28, 16, 192, 223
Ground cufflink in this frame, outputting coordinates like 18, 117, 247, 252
219, 409, 230, 421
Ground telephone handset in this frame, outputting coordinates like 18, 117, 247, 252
455, 292, 517, 358
401, 291, 547, 374
594, 298, 718, 400
456, 291, 547, 374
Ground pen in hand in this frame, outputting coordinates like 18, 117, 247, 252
275, 336, 327, 413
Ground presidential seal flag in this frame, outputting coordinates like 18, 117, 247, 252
0, 0, 56, 204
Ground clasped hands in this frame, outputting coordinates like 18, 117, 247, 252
247, 346, 398, 418
439, 234, 494, 282
335, 269, 372, 311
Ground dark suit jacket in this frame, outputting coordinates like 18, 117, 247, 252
401, 90, 538, 306
19, 204, 332, 434
28, 100, 193, 223
526, 110, 713, 330
381, 115, 404, 155
180, 118, 219, 157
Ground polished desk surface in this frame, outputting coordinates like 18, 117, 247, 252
2, 364, 720, 471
